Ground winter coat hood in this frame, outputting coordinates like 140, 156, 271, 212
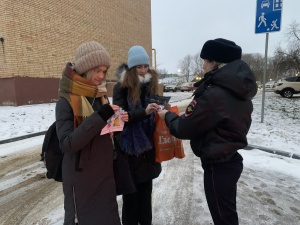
197, 60, 257, 100
115, 63, 127, 81
174, 59, 256, 164
115, 63, 152, 84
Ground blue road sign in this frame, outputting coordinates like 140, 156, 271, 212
255, 0, 282, 34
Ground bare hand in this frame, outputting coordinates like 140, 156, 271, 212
145, 103, 160, 115
121, 112, 129, 122
158, 109, 168, 120
163, 103, 171, 110
109, 132, 114, 139
110, 104, 120, 113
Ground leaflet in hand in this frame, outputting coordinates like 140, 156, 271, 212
149, 95, 171, 105
100, 109, 125, 135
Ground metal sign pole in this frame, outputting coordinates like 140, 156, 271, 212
256, 0, 282, 122
261, 32, 269, 123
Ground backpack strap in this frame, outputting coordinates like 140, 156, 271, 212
41, 121, 57, 161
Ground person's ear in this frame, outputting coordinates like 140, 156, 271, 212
212, 61, 218, 68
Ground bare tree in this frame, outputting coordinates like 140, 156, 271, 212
192, 52, 204, 78
269, 48, 292, 80
272, 21, 300, 77
158, 68, 168, 79
286, 20, 300, 42
242, 53, 265, 82
178, 55, 193, 82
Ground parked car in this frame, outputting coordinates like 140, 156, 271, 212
162, 83, 167, 92
265, 81, 276, 89
179, 82, 196, 92
189, 82, 197, 91
274, 76, 300, 98
256, 81, 262, 89
164, 82, 181, 92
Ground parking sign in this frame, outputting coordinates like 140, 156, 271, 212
255, 0, 282, 33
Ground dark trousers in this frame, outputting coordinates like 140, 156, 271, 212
122, 180, 153, 225
203, 154, 243, 225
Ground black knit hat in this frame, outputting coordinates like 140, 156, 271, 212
200, 38, 242, 63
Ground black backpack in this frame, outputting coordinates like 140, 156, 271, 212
40, 121, 63, 182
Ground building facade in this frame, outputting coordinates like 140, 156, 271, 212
0, 0, 154, 105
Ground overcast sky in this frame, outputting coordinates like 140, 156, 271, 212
151, 0, 299, 74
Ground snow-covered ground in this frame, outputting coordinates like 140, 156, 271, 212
0, 90, 300, 224
1, 90, 299, 155
0, 90, 300, 178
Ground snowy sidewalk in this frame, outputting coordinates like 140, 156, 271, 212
0, 138, 300, 224
0, 91, 300, 224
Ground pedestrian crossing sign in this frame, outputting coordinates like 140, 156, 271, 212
255, 0, 282, 34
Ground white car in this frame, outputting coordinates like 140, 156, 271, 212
265, 81, 276, 89
274, 76, 300, 98
164, 83, 181, 92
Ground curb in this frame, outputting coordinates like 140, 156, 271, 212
0, 131, 299, 160
244, 144, 300, 160
0, 131, 46, 145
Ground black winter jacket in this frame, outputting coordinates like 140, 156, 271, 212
112, 64, 161, 184
164, 60, 257, 165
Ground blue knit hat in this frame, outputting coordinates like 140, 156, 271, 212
127, 46, 150, 69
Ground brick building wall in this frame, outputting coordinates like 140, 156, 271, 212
0, 0, 155, 105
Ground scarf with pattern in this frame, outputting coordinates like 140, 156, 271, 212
58, 63, 107, 129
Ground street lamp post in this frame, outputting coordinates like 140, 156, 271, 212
152, 49, 156, 70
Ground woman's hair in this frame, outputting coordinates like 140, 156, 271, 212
83, 68, 107, 84
83, 69, 93, 81
121, 67, 159, 106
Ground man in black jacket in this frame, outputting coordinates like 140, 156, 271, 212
158, 38, 257, 225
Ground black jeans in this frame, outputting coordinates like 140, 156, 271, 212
203, 153, 243, 225
122, 180, 153, 225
